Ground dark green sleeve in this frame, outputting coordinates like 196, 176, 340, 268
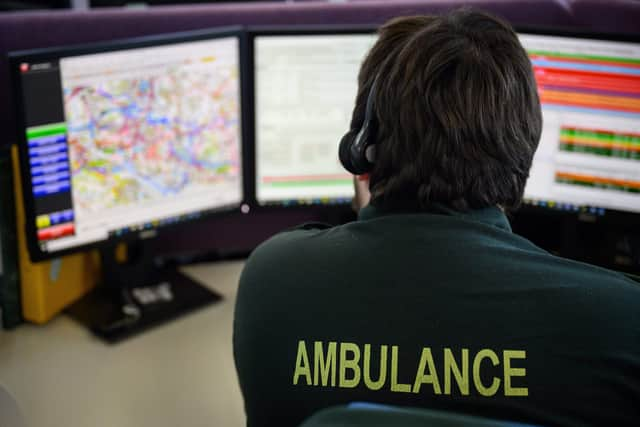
233, 229, 323, 427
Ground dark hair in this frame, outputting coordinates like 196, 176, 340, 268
352, 8, 542, 211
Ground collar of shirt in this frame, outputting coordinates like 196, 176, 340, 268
358, 198, 512, 232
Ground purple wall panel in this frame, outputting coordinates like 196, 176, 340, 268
567, 0, 640, 34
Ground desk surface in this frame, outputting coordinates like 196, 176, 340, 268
0, 260, 246, 427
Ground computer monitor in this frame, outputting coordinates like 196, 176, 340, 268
250, 28, 376, 207
519, 30, 640, 219
251, 27, 639, 222
10, 28, 245, 262
9, 27, 246, 341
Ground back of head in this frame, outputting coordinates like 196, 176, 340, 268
352, 9, 542, 211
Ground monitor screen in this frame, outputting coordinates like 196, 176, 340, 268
11, 31, 244, 259
253, 32, 376, 206
253, 29, 639, 217
520, 32, 640, 216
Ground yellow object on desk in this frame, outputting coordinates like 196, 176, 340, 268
11, 146, 99, 324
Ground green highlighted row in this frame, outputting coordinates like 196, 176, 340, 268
560, 143, 640, 160
528, 50, 640, 66
560, 128, 640, 145
556, 177, 640, 194
266, 179, 352, 188
26, 122, 67, 139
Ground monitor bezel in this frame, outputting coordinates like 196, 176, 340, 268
8, 26, 250, 262
514, 26, 640, 225
246, 25, 377, 212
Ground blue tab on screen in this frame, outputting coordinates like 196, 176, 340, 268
28, 134, 66, 148
61, 209, 74, 222
28, 142, 68, 157
33, 181, 71, 197
31, 162, 70, 177
29, 152, 68, 166
32, 171, 71, 186
49, 209, 74, 225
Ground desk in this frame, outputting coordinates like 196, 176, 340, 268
0, 260, 246, 427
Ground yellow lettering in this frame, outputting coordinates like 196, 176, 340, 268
313, 341, 337, 387
412, 347, 442, 394
504, 350, 528, 396
339, 342, 361, 388
293, 340, 312, 386
473, 349, 500, 396
444, 348, 469, 395
390, 346, 411, 393
363, 344, 387, 390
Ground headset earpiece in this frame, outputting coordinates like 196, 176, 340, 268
339, 76, 379, 175
338, 130, 358, 174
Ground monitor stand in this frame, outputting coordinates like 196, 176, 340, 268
66, 241, 222, 343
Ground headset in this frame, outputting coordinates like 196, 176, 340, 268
338, 75, 379, 175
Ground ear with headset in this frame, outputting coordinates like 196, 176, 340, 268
339, 75, 379, 175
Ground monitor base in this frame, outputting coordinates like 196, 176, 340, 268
66, 268, 221, 343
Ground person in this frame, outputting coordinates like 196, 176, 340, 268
233, 9, 640, 427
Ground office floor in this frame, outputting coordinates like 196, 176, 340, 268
0, 260, 246, 427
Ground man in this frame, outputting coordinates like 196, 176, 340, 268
234, 9, 640, 427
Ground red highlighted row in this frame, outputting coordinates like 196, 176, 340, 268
534, 67, 640, 95
540, 89, 640, 114
37, 222, 75, 241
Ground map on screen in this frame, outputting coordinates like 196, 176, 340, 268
60, 38, 241, 216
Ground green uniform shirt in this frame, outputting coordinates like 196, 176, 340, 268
233, 202, 640, 427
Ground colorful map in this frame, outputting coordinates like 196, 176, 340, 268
62, 53, 241, 214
